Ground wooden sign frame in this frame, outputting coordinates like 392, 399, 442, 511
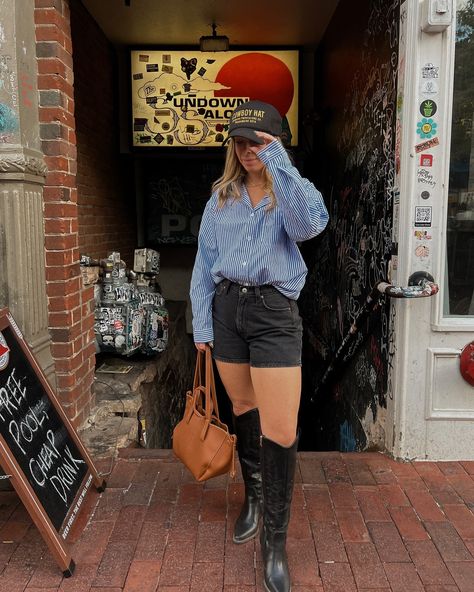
0, 308, 106, 576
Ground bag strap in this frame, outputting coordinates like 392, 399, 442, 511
193, 348, 203, 390
192, 346, 221, 421
205, 345, 220, 419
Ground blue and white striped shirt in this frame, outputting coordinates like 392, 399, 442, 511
190, 140, 329, 343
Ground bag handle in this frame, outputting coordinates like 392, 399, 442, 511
193, 349, 203, 390
205, 345, 220, 418
192, 346, 220, 421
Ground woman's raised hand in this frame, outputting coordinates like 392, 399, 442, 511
250, 131, 277, 153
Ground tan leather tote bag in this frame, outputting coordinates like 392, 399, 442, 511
172, 346, 236, 482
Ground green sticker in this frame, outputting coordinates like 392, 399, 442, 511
420, 100, 437, 117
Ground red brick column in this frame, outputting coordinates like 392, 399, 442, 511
35, 0, 95, 426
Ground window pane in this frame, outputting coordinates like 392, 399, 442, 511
446, 0, 474, 316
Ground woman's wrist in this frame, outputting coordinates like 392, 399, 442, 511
195, 341, 213, 351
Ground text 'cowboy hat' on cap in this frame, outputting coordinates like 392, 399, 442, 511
226, 100, 282, 145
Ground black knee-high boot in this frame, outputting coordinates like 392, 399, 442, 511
232, 408, 262, 544
260, 434, 298, 592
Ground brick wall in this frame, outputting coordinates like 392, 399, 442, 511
35, 0, 96, 427
35, 0, 137, 426
69, 0, 137, 266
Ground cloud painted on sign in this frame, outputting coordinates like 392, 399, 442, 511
189, 77, 231, 92
138, 73, 187, 98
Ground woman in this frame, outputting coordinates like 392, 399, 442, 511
190, 100, 328, 592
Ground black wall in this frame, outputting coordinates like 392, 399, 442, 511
299, 0, 400, 451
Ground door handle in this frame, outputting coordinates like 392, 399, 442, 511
375, 272, 439, 299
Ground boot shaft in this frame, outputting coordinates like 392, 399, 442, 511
232, 408, 262, 544
260, 434, 298, 592
233, 408, 262, 486
261, 434, 298, 533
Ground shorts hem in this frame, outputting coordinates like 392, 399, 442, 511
250, 362, 302, 368
212, 354, 250, 364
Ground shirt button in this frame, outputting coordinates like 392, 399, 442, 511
241, 287, 247, 293
242, 261, 247, 266
250, 213, 255, 217
247, 236, 252, 241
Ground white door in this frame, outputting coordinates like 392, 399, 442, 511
387, 0, 474, 460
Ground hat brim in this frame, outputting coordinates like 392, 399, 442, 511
226, 127, 265, 145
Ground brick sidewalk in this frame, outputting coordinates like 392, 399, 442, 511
1, 451, 474, 591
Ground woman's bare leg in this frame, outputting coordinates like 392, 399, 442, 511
215, 361, 300, 442
250, 366, 300, 592
250, 367, 301, 445
215, 360, 257, 415
216, 360, 262, 543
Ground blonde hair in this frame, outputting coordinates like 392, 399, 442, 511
212, 138, 276, 209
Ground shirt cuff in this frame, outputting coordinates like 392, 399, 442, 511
257, 140, 293, 169
193, 328, 214, 343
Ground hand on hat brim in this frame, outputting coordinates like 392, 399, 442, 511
249, 131, 277, 153
228, 128, 265, 145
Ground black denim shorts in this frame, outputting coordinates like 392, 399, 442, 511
212, 279, 303, 368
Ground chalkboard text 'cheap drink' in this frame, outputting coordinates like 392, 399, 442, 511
0, 309, 106, 576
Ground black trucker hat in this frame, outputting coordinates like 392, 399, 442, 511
226, 100, 282, 145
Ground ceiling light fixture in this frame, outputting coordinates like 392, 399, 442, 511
199, 23, 229, 52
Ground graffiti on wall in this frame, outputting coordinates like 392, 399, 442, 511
145, 158, 223, 244
300, 0, 400, 451
0, 53, 19, 143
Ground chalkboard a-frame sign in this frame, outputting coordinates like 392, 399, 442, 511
0, 308, 106, 576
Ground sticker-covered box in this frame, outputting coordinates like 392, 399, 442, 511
133, 248, 160, 274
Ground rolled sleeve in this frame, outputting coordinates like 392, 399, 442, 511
190, 198, 218, 343
258, 141, 329, 241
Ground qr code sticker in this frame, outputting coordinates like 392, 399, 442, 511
415, 206, 432, 227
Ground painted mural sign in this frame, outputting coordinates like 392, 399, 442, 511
130, 50, 299, 148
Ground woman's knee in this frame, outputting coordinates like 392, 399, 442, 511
261, 425, 298, 447
231, 399, 258, 416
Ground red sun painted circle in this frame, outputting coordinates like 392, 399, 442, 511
214, 53, 294, 117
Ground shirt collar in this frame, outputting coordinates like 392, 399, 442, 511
241, 184, 270, 211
